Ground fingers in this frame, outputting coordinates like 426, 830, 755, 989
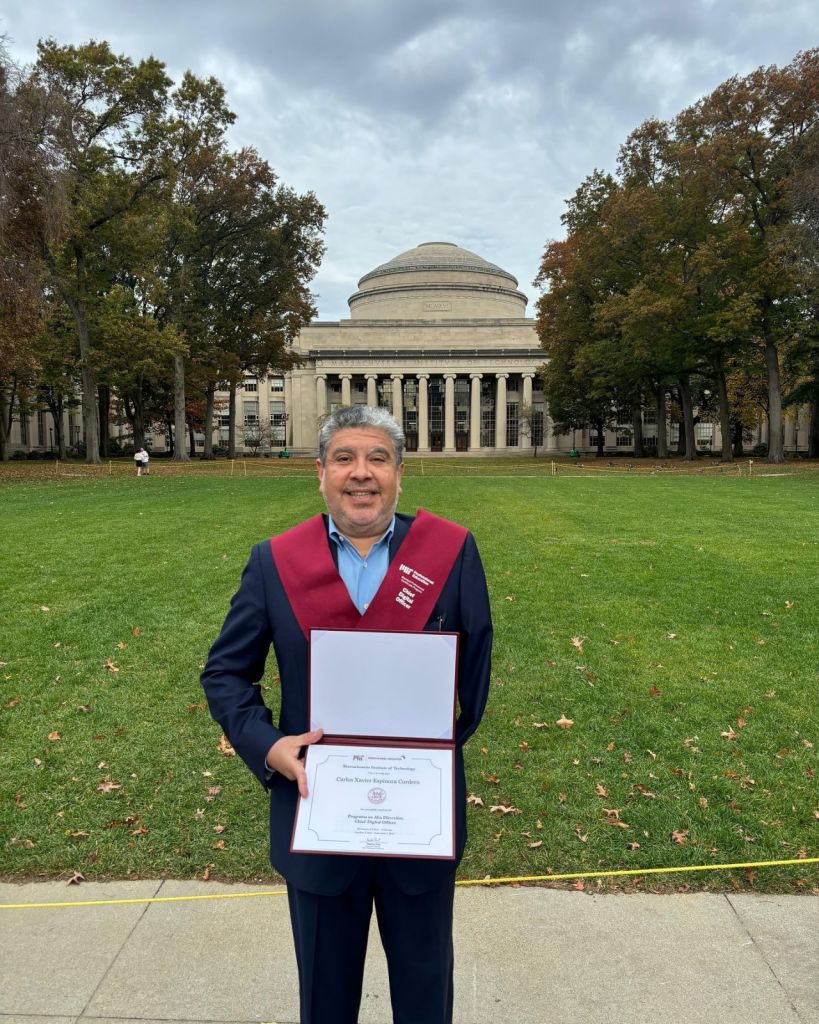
266, 729, 324, 794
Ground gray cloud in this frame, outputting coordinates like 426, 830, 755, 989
2, 0, 816, 318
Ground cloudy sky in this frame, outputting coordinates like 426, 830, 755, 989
2, 1, 816, 319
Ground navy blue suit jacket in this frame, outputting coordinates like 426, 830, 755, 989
201, 512, 493, 895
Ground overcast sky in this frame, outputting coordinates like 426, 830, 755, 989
3, 1, 816, 319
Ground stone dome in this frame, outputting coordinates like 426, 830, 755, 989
348, 241, 528, 320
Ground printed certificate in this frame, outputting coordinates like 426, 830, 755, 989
292, 742, 454, 858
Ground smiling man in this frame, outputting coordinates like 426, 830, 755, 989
201, 405, 492, 1024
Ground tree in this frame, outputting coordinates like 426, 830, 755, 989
0, 44, 54, 459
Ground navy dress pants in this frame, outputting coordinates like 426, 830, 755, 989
286, 859, 455, 1024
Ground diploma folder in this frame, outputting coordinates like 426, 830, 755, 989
290, 628, 459, 859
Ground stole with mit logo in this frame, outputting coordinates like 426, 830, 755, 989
291, 628, 458, 859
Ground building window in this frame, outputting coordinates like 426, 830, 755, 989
270, 377, 284, 393
454, 377, 469, 450
532, 409, 544, 447
218, 414, 230, 442
244, 378, 257, 393
480, 379, 495, 447
696, 423, 713, 448
589, 431, 603, 448
20, 414, 28, 445
506, 402, 519, 447
270, 400, 287, 443
377, 379, 392, 412
37, 411, 45, 447
616, 430, 632, 447
243, 400, 259, 426
428, 377, 444, 451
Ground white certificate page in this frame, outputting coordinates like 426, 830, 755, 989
292, 743, 454, 858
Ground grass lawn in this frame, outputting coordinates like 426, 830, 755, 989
1, 461, 817, 892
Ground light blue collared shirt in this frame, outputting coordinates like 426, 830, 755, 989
328, 514, 395, 613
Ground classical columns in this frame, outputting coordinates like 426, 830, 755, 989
521, 372, 534, 451
495, 373, 508, 451
365, 373, 378, 407
315, 374, 327, 421
417, 374, 430, 452
444, 374, 456, 452
391, 374, 403, 425
340, 373, 352, 406
469, 373, 482, 451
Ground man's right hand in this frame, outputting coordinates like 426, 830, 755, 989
265, 729, 324, 798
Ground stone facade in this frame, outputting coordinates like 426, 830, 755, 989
277, 241, 549, 455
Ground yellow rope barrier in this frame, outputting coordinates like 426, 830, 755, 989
1, 856, 814, 910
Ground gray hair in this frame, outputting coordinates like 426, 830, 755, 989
318, 405, 405, 465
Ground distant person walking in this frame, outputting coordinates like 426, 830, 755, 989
135, 448, 149, 476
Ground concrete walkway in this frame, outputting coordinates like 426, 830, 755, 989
0, 880, 816, 1024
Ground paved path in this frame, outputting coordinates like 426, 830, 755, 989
1, 880, 817, 1023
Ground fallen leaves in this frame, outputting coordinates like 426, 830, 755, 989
66, 871, 85, 885
3, 697, 20, 709
217, 734, 236, 757
104, 659, 120, 673
47, 731, 61, 742
602, 808, 630, 829
467, 794, 484, 807
97, 780, 122, 793
556, 715, 574, 730
570, 636, 584, 653
9, 837, 35, 848
671, 829, 689, 846
489, 804, 522, 816
721, 728, 739, 741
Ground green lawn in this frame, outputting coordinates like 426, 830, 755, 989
1, 464, 817, 891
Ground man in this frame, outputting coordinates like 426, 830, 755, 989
201, 405, 492, 1024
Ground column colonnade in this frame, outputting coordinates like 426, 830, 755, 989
310, 370, 536, 453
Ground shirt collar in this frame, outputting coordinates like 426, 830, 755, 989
328, 514, 395, 550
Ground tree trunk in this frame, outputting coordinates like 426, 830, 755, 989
732, 418, 745, 457
631, 401, 644, 458
715, 367, 733, 462
594, 416, 605, 457
165, 415, 174, 456
678, 374, 697, 461
56, 398, 66, 459
173, 353, 189, 461
655, 386, 668, 458
763, 338, 784, 464
132, 387, 145, 450
202, 387, 216, 459
227, 383, 237, 459
188, 420, 196, 459
97, 385, 110, 458
808, 395, 818, 458
0, 380, 16, 461
71, 253, 101, 464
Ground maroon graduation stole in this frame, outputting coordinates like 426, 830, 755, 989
269, 509, 467, 639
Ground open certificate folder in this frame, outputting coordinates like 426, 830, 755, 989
291, 629, 459, 859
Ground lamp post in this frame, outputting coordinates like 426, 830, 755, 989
74, 425, 81, 453
49, 426, 53, 452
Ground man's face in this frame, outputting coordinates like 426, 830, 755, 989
317, 427, 404, 539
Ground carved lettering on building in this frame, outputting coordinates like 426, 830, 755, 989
423, 301, 452, 311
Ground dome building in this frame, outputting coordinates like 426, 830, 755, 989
275, 241, 549, 454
